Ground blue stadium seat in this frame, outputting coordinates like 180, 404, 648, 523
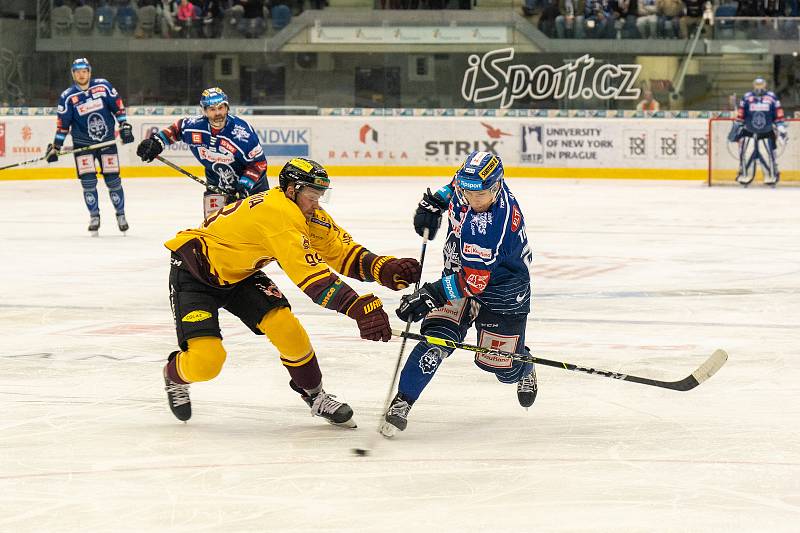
95, 5, 115, 35
714, 4, 737, 39
271, 4, 292, 32
116, 4, 138, 35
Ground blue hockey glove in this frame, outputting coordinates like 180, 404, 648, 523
237, 175, 255, 193
119, 122, 134, 144
413, 188, 449, 240
136, 136, 164, 162
45, 143, 59, 164
396, 281, 449, 323
727, 122, 743, 143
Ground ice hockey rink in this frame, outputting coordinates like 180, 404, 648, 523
1, 176, 798, 532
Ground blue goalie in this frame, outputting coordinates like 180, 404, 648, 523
728, 77, 788, 187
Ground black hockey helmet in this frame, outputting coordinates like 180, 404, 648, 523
279, 158, 331, 192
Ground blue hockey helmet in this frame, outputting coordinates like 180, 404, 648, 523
753, 77, 767, 96
71, 57, 91, 72
455, 151, 504, 193
200, 87, 229, 109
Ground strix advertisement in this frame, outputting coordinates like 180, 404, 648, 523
422, 120, 514, 164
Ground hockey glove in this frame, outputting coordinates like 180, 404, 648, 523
727, 122, 743, 143
136, 136, 165, 163
373, 256, 422, 290
396, 281, 448, 323
119, 122, 134, 144
45, 144, 59, 164
237, 175, 255, 193
345, 294, 392, 342
413, 188, 448, 240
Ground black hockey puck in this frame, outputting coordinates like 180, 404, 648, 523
352, 448, 370, 457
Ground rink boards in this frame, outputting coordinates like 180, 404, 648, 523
1, 113, 798, 182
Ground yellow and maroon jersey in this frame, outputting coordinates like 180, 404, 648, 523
165, 187, 386, 313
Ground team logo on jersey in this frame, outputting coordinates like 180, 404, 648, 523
230, 124, 251, 142
470, 212, 492, 235
191, 132, 202, 144
212, 162, 237, 189
86, 113, 108, 141
752, 112, 767, 130
443, 240, 461, 271
182, 310, 212, 322
463, 266, 490, 291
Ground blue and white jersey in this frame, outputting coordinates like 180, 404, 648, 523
156, 114, 267, 192
54, 78, 127, 147
434, 179, 533, 314
736, 91, 786, 136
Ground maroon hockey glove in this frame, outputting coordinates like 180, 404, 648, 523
373, 256, 422, 290
345, 294, 392, 342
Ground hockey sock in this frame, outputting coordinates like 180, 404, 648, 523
104, 174, 126, 215
398, 324, 458, 402
80, 175, 100, 215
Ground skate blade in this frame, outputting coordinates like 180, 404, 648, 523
89, 230, 99, 237
379, 420, 398, 438
328, 417, 357, 429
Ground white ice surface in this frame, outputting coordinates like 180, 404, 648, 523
1, 177, 799, 532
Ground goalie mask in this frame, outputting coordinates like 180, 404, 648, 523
279, 157, 332, 202
454, 151, 504, 211
752, 78, 767, 97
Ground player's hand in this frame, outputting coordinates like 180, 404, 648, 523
45, 144, 59, 164
345, 294, 391, 342
778, 126, 788, 143
136, 136, 164, 162
396, 282, 448, 323
413, 188, 448, 240
237, 175, 255, 193
119, 122, 134, 144
374, 257, 422, 290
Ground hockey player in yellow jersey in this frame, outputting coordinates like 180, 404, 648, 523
162, 157, 422, 427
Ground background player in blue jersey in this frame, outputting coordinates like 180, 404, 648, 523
45, 58, 134, 234
728, 77, 788, 187
136, 87, 268, 217
381, 151, 536, 437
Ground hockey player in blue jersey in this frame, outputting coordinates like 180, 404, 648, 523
728, 77, 788, 187
46, 58, 134, 234
136, 87, 268, 217
381, 151, 536, 437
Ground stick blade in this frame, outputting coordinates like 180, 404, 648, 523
692, 349, 728, 385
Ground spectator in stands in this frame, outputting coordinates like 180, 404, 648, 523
636, 0, 657, 38
555, 0, 586, 38
199, 0, 225, 37
236, 0, 265, 38
538, 1, 561, 36
679, 0, 704, 38
656, 0, 683, 38
611, 0, 638, 38
636, 89, 660, 111
584, 0, 613, 38
176, 0, 199, 37
159, 0, 179, 37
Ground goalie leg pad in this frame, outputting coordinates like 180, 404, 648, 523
737, 136, 756, 185
258, 307, 322, 390
176, 336, 227, 382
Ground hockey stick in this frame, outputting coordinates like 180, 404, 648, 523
0, 140, 117, 171
154, 154, 226, 195
392, 330, 728, 392
352, 229, 430, 457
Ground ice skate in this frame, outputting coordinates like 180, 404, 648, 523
88, 215, 100, 236
517, 366, 538, 409
764, 172, 779, 188
736, 173, 753, 187
116, 213, 129, 232
290, 380, 356, 428
380, 394, 411, 438
163, 352, 191, 421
